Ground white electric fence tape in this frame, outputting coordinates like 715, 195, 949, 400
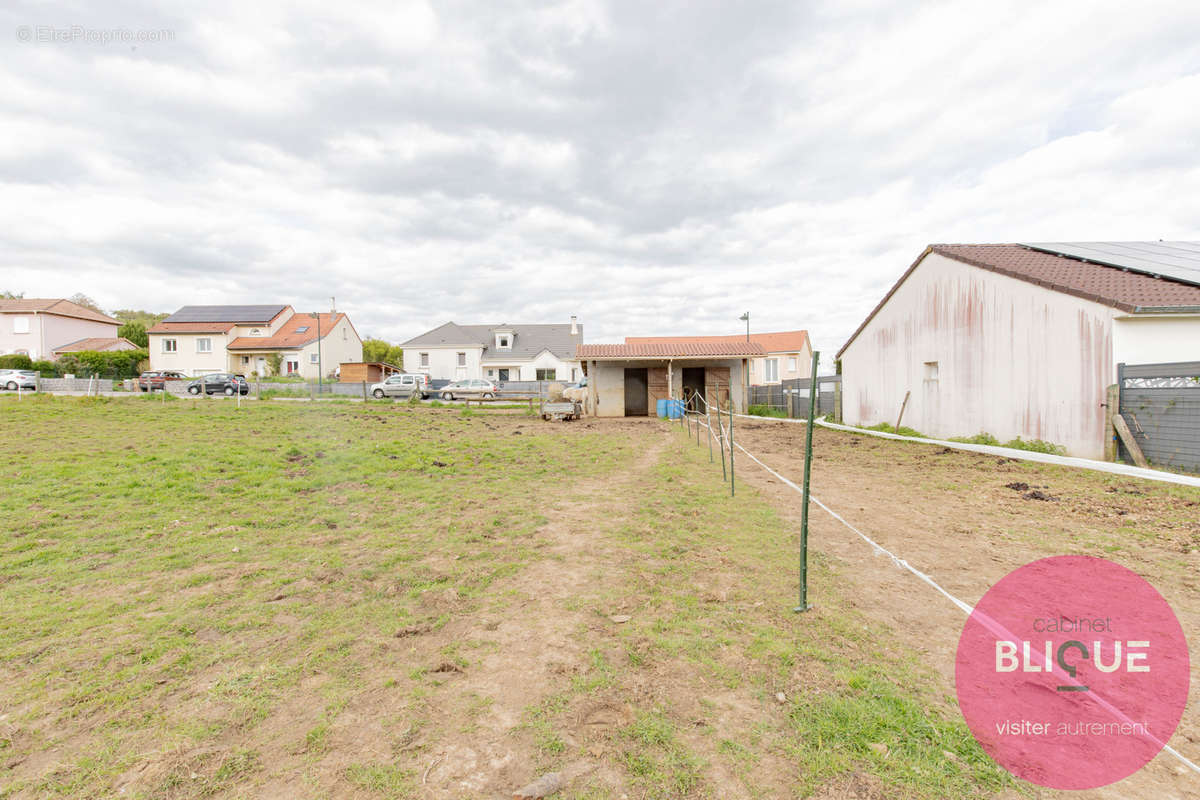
714, 406, 1200, 489
681, 401, 1200, 778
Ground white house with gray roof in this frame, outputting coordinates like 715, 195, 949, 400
402, 317, 583, 383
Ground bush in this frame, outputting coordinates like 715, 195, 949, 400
0, 354, 33, 370
55, 349, 149, 379
748, 404, 788, 418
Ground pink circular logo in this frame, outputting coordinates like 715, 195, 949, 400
955, 555, 1189, 789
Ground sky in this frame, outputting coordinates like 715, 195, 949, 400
2, 1, 1200, 357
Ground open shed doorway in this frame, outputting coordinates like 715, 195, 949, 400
683, 367, 706, 412
624, 368, 649, 416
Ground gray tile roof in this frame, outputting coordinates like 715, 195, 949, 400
402, 321, 583, 361
165, 305, 289, 323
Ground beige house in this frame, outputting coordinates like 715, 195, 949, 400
625, 330, 811, 385
0, 298, 122, 360
148, 304, 362, 378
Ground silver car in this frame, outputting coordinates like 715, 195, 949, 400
439, 379, 497, 400
370, 373, 429, 399
0, 369, 39, 391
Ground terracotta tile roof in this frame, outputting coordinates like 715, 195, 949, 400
53, 337, 140, 353
227, 313, 344, 350
838, 243, 1200, 358
625, 330, 809, 354
148, 321, 235, 333
577, 341, 766, 359
932, 244, 1200, 312
0, 298, 119, 324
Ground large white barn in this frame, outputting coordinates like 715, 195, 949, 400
838, 242, 1200, 459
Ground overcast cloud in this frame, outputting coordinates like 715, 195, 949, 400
2, 1, 1199, 356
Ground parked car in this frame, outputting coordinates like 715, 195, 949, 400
0, 369, 39, 391
186, 373, 249, 396
370, 373, 430, 399
138, 370, 187, 392
439, 379, 497, 400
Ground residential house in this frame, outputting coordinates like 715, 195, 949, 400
625, 330, 811, 385
147, 305, 363, 378
402, 318, 583, 383
575, 340, 762, 417
0, 298, 122, 360
838, 242, 1200, 459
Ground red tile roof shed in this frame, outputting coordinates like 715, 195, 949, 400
625, 330, 809, 354
578, 341, 766, 359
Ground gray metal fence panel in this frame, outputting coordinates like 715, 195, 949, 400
749, 375, 841, 418
1118, 361, 1200, 472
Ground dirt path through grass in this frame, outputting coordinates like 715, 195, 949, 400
727, 421, 1200, 800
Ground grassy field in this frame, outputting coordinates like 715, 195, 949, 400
1, 396, 1020, 798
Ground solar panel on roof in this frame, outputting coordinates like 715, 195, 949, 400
166, 305, 288, 323
1021, 242, 1200, 288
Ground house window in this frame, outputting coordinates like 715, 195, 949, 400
764, 358, 779, 382
788, 357, 797, 372
924, 361, 939, 382
342, 327, 347, 340
310, 353, 319, 364
196, 338, 212, 353
12, 317, 30, 334
536, 368, 557, 380
456, 352, 466, 367
163, 339, 178, 353
420, 352, 429, 368
295, 326, 309, 334
241, 356, 249, 365
487, 369, 494, 378
571, 368, 577, 381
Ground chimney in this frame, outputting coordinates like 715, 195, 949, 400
331, 296, 336, 314
570, 315, 578, 335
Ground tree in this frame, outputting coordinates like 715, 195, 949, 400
266, 353, 283, 376
69, 293, 104, 313
362, 338, 391, 363
1, 290, 23, 299
118, 321, 148, 348
112, 309, 169, 327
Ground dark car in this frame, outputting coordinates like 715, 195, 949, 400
186, 373, 249, 396
138, 370, 187, 392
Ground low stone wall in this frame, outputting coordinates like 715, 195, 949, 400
38, 377, 115, 392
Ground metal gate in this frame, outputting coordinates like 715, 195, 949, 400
1117, 361, 1200, 472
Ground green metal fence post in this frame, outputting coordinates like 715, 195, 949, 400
795, 349, 820, 613
728, 391, 735, 497
716, 382, 727, 482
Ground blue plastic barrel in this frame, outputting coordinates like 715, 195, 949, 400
656, 398, 668, 418
666, 399, 684, 419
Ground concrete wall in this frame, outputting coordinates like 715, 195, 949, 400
840, 252, 1117, 458
587, 359, 748, 417
1113, 315, 1200, 377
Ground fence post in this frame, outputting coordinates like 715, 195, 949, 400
1104, 383, 1119, 462
720, 391, 729, 496
833, 380, 842, 424
795, 349, 819, 613
707, 404, 713, 463
362, 380, 367, 402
